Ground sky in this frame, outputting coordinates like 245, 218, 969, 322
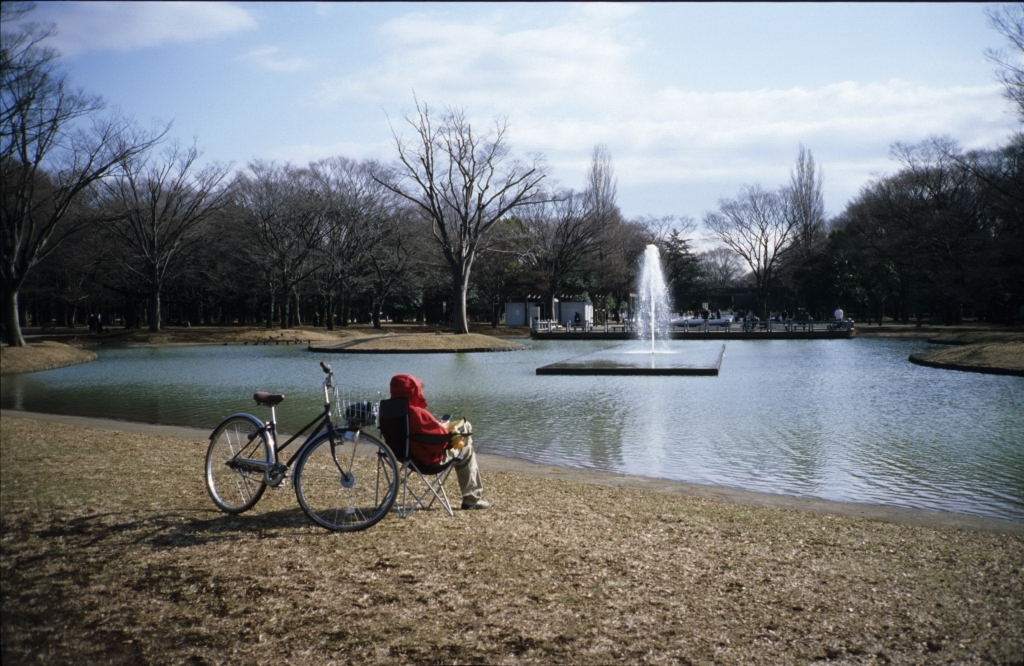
16, 1, 1021, 238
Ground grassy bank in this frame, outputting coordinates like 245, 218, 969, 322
1, 415, 1022, 665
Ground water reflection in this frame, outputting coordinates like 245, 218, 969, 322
2, 338, 1022, 522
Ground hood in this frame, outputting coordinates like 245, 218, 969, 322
389, 373, 428, 409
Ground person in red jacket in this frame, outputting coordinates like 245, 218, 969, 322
389, 373, 489, 510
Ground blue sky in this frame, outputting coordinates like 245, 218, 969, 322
20, 1, 1020, 234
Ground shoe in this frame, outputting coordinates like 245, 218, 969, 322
461, 499, 491, 510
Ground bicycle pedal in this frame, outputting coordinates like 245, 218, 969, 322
266, 463, 289, 487
267, 473, 289, 488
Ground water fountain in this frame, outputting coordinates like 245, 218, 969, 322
636, 244, 675, 354
537, 244, 725, 375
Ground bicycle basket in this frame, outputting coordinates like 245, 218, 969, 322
340, 399, 378, 427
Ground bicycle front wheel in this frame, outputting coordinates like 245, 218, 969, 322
293, 430, 398, 532
205, 414, 271, 514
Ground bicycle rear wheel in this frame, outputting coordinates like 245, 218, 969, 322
206, 414, 271, 514
293, 430, 398, 531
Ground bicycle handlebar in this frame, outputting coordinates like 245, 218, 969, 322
320, 361, 335, 393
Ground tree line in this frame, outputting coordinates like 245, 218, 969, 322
3, 3, 1022, 347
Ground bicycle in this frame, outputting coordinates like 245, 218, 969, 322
204, 361, 399, 532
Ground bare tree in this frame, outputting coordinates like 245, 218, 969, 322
585, 144, 621, 228
785, 145, 827, 258
101, 141, 230, 331
1, 5, 165, 345
378, 99, 547, 333
987, 3, 1024, 119
699, 246, 744, 294
364, 208, 413, 328
521, 189, 596, 318
308, 157, 393, 328
233, 162, 326, 329
777, 145, 828, 309
587, 217, 649, 322
704, 185, 798, 318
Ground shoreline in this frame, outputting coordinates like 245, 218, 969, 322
3, 323, 1022, 376
7, 408, 1019, 535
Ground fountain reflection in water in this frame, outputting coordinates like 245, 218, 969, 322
537, 244, 724, 375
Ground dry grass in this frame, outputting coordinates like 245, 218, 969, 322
911, 342, 1024, 374
2, 415, 1022, 665
0, 341, 97, 375
319, 332, 525, 353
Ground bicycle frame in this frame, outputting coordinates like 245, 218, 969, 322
232, 363, 353, 486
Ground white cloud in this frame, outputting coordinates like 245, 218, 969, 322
363, 4, 640, 114
32, 1, 257, 57
506, 77, 1011, 217
238, 46, 311, 73
529, 79, 1007, 162
311, 3, 1013, 218
69, 2, 1003, 221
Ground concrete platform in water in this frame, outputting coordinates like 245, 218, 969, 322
536, 343, 727, 376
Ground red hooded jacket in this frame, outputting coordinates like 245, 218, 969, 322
389, 374, 449, 465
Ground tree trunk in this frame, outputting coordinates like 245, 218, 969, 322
280, 286, 291, 330
291, 286, 302, 328
147, 285, 161, 332
3, 287, 27, 347
451, 267, 470, 334
325, 294, 336, 330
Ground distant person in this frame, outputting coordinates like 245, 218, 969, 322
834, 306, 844, 321
389, 374, 490, 510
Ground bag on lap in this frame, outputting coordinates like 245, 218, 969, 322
447, 418, 473, 451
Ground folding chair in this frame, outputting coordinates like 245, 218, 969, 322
377, 397, 461, 518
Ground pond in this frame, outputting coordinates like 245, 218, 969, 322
2, 337, 1022, 522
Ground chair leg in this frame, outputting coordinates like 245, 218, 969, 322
422, 467, 455, 516
395, 465, 413, 518
394, 463, 455, 518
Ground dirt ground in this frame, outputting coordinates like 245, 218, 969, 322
1, 414, 1022, 665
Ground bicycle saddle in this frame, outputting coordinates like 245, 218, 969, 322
253, 392, 285, 406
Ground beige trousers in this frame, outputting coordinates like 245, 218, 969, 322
445, 441, 483, 503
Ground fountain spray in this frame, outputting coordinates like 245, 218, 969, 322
636, 244, 674, 354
